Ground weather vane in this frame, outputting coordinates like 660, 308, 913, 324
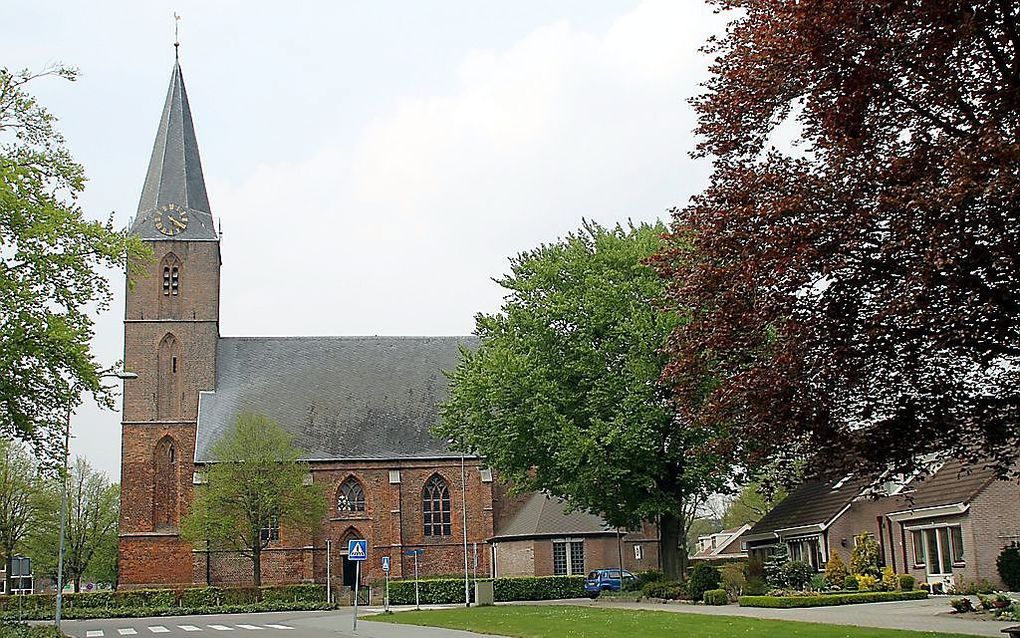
174, 12, 181, 55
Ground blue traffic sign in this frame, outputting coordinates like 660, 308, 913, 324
403, 549, 424, 556
347, 539, 368, 561
381, 556, 391, 572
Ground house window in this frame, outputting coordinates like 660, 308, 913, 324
388, 470, 401, 484
422, 474, 452, 536
260, 514, 280, 543
634, 544, 643, 560
913, 525, 964, 573
788, 536, 824, 570
552, 539, 585, 575
337, 477, 366, 514
479, 468, 493, 483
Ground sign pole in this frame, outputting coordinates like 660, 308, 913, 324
326, 539, 332, 604
384, 566, 389, 612
352, 560, 360, 631
414, 552, 420, 611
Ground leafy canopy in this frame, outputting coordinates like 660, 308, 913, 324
654, 1, 1020, 481
438, 221, 731, 577
182, 412, 324, 586
0, 66, 149, 465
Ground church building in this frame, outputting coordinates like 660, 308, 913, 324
117, 56, 661, 589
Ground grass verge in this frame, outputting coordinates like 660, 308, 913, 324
369, 605, 977, 638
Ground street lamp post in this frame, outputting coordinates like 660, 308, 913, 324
55, 370, 137, 630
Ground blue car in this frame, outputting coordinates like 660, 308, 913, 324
584, 569, 636, 597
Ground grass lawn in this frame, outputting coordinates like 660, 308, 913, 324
369, 605, 977, 638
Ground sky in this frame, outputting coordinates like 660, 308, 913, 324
4, 0, 728, 480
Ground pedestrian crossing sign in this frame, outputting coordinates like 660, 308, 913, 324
381, 556, 390, 572
347, 539, 368, 561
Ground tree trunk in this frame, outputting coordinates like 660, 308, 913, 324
252, 547, 262, 588
4, 554, 12, 596
74, 576, 81, 593
659, 511, 689, 581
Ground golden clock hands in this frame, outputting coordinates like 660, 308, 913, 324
169, 216, 187, 230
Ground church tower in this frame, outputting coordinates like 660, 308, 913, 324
118, 55, 220, 587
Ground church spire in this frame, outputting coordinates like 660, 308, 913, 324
131, 56, 217, 240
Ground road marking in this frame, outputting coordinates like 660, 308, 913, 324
207, 626, 234, 632
117, 630, 138, 636
263, 626, 291, 631
235, 625, 263, 630
148, 627, 170, 634
178, 627, 202, 632
86, 632, 105, 637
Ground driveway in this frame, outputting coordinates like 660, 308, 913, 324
541, 596, 1017, 637
52, 609, 502, 638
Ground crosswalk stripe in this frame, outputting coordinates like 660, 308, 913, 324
263, 626, 291, 631
235, 625, 262, 630
207, 626, 234, 632
117, 630, 138, 636
86, 631, 105, 637
148, 627, 170, 634
177, 627, 202, 632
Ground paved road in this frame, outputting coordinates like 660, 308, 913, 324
541, 596, 1018, 637
55, 609, 501, 638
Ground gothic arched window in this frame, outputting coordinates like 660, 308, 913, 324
152, 435, 178, 531
160, 253, 182, 296
156, 333, 180, 419
336, 477, 366, 514
422, 474, 451, 537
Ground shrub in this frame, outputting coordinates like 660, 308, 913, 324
898, 574, 915, 591
0, 622, 66, 638
763, 545, 790, 588
949, 597, 975, 613
850, 533, 880, 577
844, 574, 859, 591
642, 580, 685, 600
385, 576, 584, 605
703, 588, 728, 606
625, 570, 665, 592
720, 563, 746, 599
260, 584, 326, 604
881, 566, 898, 591
780, 561, 814, 591
807, 574, 827, 592
687, 563, 721, 602
738, 589, 927, 608
977, 593, 994, 611
857, 574, 878, 591
998, 544, 1020, 591
824, 550, 847, 589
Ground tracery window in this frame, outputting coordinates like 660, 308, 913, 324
336, 477, 366, 514
152, 435, 178, 530
422, 474, 451, 537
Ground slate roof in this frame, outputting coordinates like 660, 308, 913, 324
129, 58, 217, 241
195, 336, 476, 462
748, 460, 999, 538
492, 493, 614, 540
891, 460, 996, 511
747, 476, 871, 537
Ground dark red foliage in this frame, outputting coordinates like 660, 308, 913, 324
653, 0, 1020, 482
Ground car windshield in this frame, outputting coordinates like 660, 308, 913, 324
587, 572, 599, 579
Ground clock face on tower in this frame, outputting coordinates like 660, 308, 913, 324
153, 203, 189, 236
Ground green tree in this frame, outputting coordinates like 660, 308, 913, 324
438, 221, 730, 580
182, 412, 325, 587
849, 533, 880, 577
0, 438, 54, 593
721, 482, 785, 529
0, 66, 149, 466
63, 458, 119, 592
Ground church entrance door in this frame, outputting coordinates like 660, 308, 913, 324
342, 555, 358, 587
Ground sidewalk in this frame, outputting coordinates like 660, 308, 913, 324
531, 597, 1016, 637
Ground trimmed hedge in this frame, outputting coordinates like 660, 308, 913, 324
703, 588, 728, 606
385, 576, 584, 605
0, 622, 65, 638
739, 589, 928, 608
1, 601, 337, 622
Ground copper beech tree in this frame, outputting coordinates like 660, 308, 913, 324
653, 1, 1020, 482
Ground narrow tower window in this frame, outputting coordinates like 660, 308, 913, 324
162, 266, 171, 295
170, 267, 180, 295
153, 435, 178, 531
